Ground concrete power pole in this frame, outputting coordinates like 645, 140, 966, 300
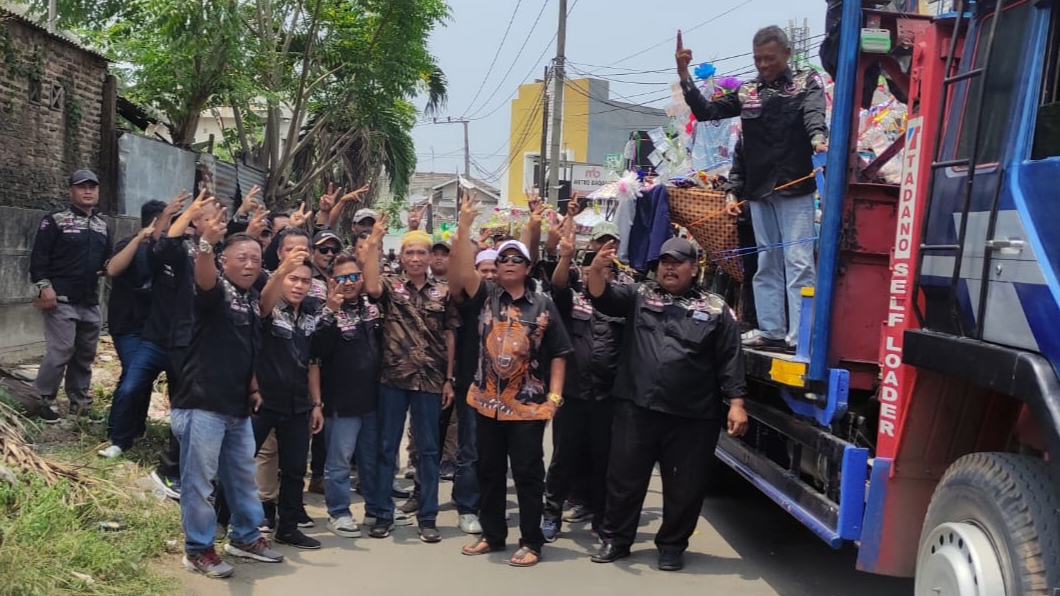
546, 0, 567, 206
787, 18, 811, 70
538, 66, 550, 198
47, 0, 57, 32
433, 117, 471, 177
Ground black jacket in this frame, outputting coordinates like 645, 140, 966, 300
30, 206, 113, 305
310, 297, 384, 417
257, 296, 323, 416
590, 281, 746, 420
682, 68, 827, 200
551, 283, 623, 400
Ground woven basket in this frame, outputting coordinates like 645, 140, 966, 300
668, 186, 743, 282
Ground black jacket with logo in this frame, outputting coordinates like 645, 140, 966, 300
29, 206, 113, 305
682, 68, 827, 200
551, 282, 624, 401
590, 281, 746, 420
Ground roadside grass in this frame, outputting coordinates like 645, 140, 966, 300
0, 387, 182, 596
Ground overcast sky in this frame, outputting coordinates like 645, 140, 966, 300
410, 0, 827, 186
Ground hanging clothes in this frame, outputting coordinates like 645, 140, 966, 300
626, 185, 674, 272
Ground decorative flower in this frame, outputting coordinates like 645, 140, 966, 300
694, 62, 717, 80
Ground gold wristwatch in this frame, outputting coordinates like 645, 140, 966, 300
547, 392, 564, 407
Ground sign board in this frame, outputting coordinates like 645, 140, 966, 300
604, 153, 623, 172
570, 164, 610, 193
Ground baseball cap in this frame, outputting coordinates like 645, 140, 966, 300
313, 230, 341, 246
69, 169, 99, 186
658, 237, 697, 262
475, 249, 498, 266
590, 221, 620, 242
353, 208, 379, 223
495, 239, 531, 261
432, 241, 451, 252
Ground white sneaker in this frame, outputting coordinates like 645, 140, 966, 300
327, 516, 361, 538
97, 445, 123, 459
393, 511, 414, 526
458, 513, 482, 534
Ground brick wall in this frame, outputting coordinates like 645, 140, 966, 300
0, 16, 107, 210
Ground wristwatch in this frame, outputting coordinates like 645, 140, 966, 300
198, 239, 214, 254
547, 392, 564, 407
447, 376, 457, 384
35, 280, 52, 294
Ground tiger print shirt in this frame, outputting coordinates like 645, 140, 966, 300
465, 282, 572, 421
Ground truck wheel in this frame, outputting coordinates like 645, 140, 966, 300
916, 453, 1060, 596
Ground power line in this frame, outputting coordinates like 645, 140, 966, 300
460, 0, 524, 118
606, 0, 758, 66
464, 0, 552, 120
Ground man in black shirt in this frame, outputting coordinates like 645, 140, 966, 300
586, 237, 748, 572
310, 254, 383, 538
252, 246, 324, 549
29, 169, 114, 421
541, 221, 624, 543
171, 201, 284, 579
98, 199, 167, 459
677, 26, 827, 351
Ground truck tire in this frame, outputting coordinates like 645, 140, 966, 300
916, 453, 1060, 596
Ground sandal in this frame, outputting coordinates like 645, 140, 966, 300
508, 546, 541, 567
461, 538, 495, 556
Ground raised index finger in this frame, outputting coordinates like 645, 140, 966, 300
677, 30, 683, 50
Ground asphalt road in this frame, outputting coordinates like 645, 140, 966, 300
179, 442, 913, 596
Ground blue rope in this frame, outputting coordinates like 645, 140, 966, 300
708, 236, 818, 263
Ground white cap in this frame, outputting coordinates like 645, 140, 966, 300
495, 240, 531, 261
475, 249, 498, 266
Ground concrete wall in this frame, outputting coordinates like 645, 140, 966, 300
0, 206, 138, 365
0, 16, 107, 210
586, 80, 671, 165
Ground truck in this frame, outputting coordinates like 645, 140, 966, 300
718, 0, 1060, 594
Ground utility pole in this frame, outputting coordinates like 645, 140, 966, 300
47, 0, 57, 32
538, 66, 550, 199
546, 0, 567, 206
432, 117, 471, 177
787, 18, 811, 70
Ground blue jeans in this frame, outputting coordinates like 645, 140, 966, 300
376, 385, 441, 525
356, 411, 385, 519
452, 388, 480, 515
108, 337, 172, 449
171, 408, 263, 555
324, 413, 363, 519
749, 192, 817, 344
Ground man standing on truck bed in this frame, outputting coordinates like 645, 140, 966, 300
677, 26, 828, 352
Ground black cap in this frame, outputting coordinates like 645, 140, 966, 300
69, 169, 99, 186
313, 230, 341, 246
659, 237, 697, 262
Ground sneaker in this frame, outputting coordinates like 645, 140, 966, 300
149, 469, 181, 501
563, 504, 593, 524
224, 537, 285, 562
369, 519, 394, 538
97, 444, 123, 459
419, 524, 442, 543
38, 404, 60, 424
274, 528, 321, 550
541, 517, 559, 543
258, 501, 276, 534
458, 513, 482, 534
307, 476, 325, 495
365, 511, 412, 527
391, 482, 411, 499
402, 465, 416, 479
214, 524, 228, 543
327, 516, 361, 538
439, 460, 456, 481
399, 496, 419, 514
294, 507, 315, 528
183, 547, 234, 579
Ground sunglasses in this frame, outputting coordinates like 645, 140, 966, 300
334, 273, 362, 284
260, 229, 273, 238
496, 254, 529, 265
581, 251, 597, 267
316, 245, 341, 255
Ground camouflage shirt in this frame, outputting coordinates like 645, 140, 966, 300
377, 275, 461, 393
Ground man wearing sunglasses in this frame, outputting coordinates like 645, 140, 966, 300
309, 254, 384, 539
310, 231, 342, 300
452, 193, 572, 568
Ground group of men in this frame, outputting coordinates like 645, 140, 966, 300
27, 23, 823, 579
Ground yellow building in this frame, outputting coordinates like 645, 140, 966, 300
504, 77, 670, 206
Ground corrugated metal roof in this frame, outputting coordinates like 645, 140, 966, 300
212, 158, 266, 208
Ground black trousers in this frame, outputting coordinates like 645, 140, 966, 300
252, 409, 311, 534
477, 413, 547, 552
737, 219, 759, 329
544, 398, 614, 529
310, 431, 326, 479
156, 347, 188, 479
602, 401, 722, 552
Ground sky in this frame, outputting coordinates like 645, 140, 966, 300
410, 0, 827, 190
